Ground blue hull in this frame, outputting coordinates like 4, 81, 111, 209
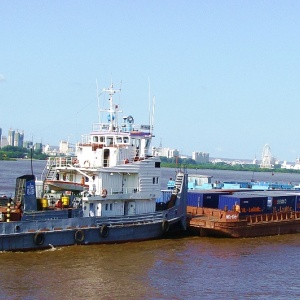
0, 208, 184, 251
0, 172, 188, 252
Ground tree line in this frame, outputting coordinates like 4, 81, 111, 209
0, 146, 48, 160
160, 156, 300, 174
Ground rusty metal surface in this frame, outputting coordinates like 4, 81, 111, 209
187, 205, 300, 238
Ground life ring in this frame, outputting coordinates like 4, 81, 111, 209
100, 224, 109, 238
101, 189, 108, 198
74, 230, 85, 243
34, 232, 45, 246
84, 160, 90, 168
162, 220, 169, 233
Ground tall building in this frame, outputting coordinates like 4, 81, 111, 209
14, 130, 24, 148
192, 151, 210, 163
8, 129, 15, 146
0, 127, 2, 148
59, 140, 69, 154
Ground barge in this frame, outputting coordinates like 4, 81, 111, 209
187, 206, 300, 238
185, 189, 300, 238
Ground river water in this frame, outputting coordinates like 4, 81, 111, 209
0, 160, 300, 299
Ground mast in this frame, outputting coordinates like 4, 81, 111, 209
98, 83, 122, 132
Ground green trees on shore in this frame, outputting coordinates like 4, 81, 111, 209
0, 146, 48, 160
160, 156, 300, 174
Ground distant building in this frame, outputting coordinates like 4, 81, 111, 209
59, 140, 69, 154
44, 144, 51, 153
8, 129, 15, 146
57, 140, 75, 155
23, 141, 33, 149
0, 128, 2, 148
1, 136, 8, 147
14, 131, 24, 148
192, 151, 209, 163
281, 158, 300, 170
294, 159, 300, 170
34, 143, 43, 151
6, 129, 25, 147
152, 147, 179, 158
44, 144, 59, 156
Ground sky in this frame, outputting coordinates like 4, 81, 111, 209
1, 0, 300, 162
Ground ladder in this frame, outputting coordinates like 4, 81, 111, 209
174, 172, 184, 193
45, 165, 56, 180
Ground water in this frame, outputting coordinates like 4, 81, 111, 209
1, 160, 300, 299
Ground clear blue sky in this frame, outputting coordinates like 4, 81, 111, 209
1, 1, 300, 162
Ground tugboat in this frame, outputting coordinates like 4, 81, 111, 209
0, 83, 187, 251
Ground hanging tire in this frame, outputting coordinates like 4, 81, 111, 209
100, 224, 109, 238
162, 220, 169, 233
34, 232, 45, 246
74, 230, 85, 243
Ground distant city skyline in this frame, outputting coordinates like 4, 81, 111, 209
0, 126, 297, 165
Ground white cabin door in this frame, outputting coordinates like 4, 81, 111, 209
125, 201, 136, 215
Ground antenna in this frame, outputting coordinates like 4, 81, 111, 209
148, 78, 155, 133
96, 79, 101, 124
148, 78, 151, 127
151, 96, 155, 133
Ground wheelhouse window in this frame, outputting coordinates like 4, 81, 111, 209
106, 137, 113, 146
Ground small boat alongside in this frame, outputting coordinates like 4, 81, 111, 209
0, 83, 187, 251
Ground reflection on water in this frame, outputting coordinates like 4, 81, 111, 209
1, 161, 300, 299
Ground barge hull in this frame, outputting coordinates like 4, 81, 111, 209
187, 206, 300, 238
